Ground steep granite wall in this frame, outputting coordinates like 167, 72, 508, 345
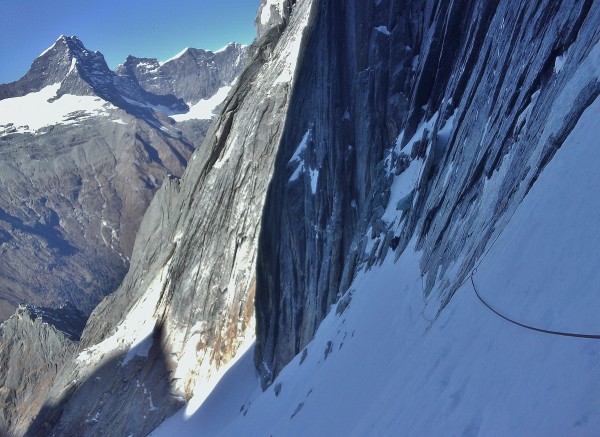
254, 0, 599, 386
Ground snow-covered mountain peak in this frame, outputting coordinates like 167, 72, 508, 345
35, 34, 105, 79
0, 46, 173, 136
38, 35, 82, 56
52, 34, 85, 52
54, 35, 100, 63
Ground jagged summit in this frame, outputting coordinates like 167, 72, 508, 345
0, 35, 188, 119
21, 301, 87, 341
0, 35, 248, 124
2, 35, 113, 99
0, 35, 90, 98
43, 34, 90, 56
117, 42, 249, 105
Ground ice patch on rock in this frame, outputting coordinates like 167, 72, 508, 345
260, 0, 286, 26
375, 26, 390, 35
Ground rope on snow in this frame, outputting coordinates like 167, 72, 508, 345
470, 268, 600, 339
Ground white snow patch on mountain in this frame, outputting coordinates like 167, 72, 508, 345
554, 54, 566, 73
0, 83, 111, 135
260, 0, 286, 26
151, 96, 600, 436
171, 85, 232, 121
382, 113, 443, 224
288, 129, 318, 193
160, 47, 190, 66
411, 54, 420, 71
272, 5, 310, 86
77, 262, 170, 367
289, 129, 311, 163
38, 35, 65, 57
442, 161, 454, 187
67, 57, 78, 75
274, 32, 304, 84
136, 61, 160, 74
288, 129, 311, 182
382, 157, 422, 223
214, 42, 238, 54
309, 168, 319, 194
375, 25, 390, 35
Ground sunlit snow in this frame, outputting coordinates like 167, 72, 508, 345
160, 47, 190, 66
0, 83, 113, 135
76, 262, 170, 367
37, 35, 66, 57
260, 0, 286, 26
288, 129, 311, 182
171, 85, 232, 121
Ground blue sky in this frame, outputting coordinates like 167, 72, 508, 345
0, 0, 259, 84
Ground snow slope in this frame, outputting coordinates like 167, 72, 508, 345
152, 96, 600, 435
0, 83, 114, 135
171, 85, 233, 121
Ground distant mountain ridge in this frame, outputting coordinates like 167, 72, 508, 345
0, 34, 249, 322
117, 42, 248, 105
0, 33, 250, 435
0, 35, 188, 121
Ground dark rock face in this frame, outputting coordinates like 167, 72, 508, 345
117, 43, 249, 105
22, 302, 87, 341
0, 36, 80, 98
0, 306, 76, 436
254, 0, 600, 386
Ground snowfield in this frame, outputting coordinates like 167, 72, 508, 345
171, 85, 232, 121
0, 83, 114, 135
152, 94, 600, 435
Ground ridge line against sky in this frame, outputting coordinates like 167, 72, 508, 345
0, 0, 259, 84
